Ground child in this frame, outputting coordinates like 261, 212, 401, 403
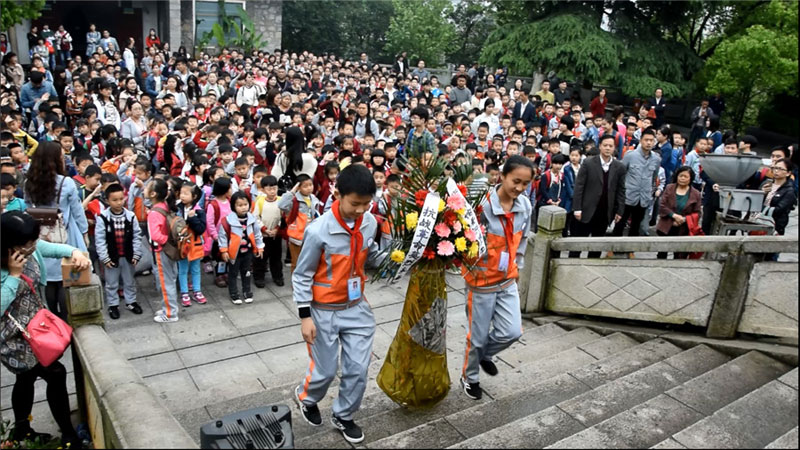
95, 183, 144, 319
278, 174, 321, 272
563, 147, 582, 236
206, 177, 233, 287
293, 164, 380, 443
4, 112, 38, 156
219, 191, 264, 304
460, 155, 534, 400
146, 178, 180, 322
377, 173, 402, 251
538, 153, 567, 209
177, 182, 208, 306
486, 164, 500, 186
231, 156, 252, 193
0, 173, 26, 212
253, 175, 285, 288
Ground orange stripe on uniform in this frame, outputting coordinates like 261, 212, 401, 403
462, 290, 474, 379
155, 251, 172, 317
299, 342, 315, 402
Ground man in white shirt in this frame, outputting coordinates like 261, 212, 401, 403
472, 99, 500, 138
236, 72, 266, 107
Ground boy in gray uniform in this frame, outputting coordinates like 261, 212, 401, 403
293, 165, 381, 444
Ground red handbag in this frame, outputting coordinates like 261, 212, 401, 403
685, 213, 705, 260
6, 275, 73, 368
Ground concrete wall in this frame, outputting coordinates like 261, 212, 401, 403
525, 206, 800, 340
249, 0, 283, 51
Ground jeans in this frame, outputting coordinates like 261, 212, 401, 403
228, 251, 253, 298
178, 258, 202, 294
58, 50, 71, 65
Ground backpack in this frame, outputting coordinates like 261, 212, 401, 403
26, 178, 68, 244
152, 207, 191, 260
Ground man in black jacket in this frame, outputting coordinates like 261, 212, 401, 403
512, 90, 536, 130
570, 134, 627, 258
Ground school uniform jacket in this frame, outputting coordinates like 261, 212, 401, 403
292, 210, 380, 308
278, 192, 322, 246
463, 188, 532, 290
218, 212, 265, 261
95, 208, 143, 265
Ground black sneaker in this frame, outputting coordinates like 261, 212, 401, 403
480, 359, 499, 376
294, 386, 322, 426
274, 279, 285, 287
126, 302, 143, 314
331, 414, 364, 444
254, 279, 266, 288
108, 306, 120, 320
460, 376, 482, 400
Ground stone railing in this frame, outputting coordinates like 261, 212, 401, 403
66, 275, 198, 449
519, 206, 799, 340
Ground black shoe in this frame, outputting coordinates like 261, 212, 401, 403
126, 302, 143, 314
12, 425, 52, 443
294, 386, 322, 426
108, 306, 120, 320
254, 279, 266, 288
480, 359, 499, 376
331, 414, 364, 444
460, 376, 482, 400
274, 279, 285, 287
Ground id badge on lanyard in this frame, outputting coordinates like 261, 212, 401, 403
347, 277, 362, 301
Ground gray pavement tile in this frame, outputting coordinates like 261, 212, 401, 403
144, 369, 200, 407
258, 342, 310, 375
161, 309, 242, 349
129, 351, 185, 377
173, 406, 212, 445
222, 299, 299, 334
106, 320, 174, 358
177, 336, 256, 367
188, 354, 271, 391
244, 325, 305, 352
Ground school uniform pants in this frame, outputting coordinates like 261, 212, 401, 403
253, 236, 284, 283
289, 242, 302, 273
298, 301, 375, 421
178, 258, 202, 294
104, 259, 137, 307
462, 281, 523, 384
153, 250, 179, 319
228, 251, 253, 298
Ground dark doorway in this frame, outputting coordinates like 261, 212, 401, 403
33, 1, 144, 59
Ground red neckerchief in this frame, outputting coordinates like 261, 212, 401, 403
488, 194, 516, 252
331, 200, 364, 278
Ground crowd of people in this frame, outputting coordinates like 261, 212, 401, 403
1, 23, 799, 446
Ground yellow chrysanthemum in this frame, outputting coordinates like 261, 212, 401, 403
455, 237, 467, 252
405, 212, 419, 230
390, 250, 406, 263
468, 242, 479, 258
457, 208, 466, 216
438, 199, 446, 212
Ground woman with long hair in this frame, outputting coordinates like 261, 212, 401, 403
145, 28, 161, 49
1, 211, 90, 448
23, 141, 89, 319
65, 78, 89, 126
117, 75, 141, 112
270, 126, 317, 193
157, 75, 188, 110
91, 78, 121, 129
185, 74, 201, 103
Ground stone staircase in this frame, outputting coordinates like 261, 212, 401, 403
192, 321, 799, 449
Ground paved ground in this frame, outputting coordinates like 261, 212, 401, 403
1, 208, 795, 442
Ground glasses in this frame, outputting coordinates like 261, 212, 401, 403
15, 243, 37, 256
771, 166, 788, 172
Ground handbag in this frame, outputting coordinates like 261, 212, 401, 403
26, 177, 68, 244
0, 275, 72, 373
749, 206, 776, 236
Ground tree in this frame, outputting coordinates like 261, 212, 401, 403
703, 2, 798, 132
1, 0, 45, 31
282, 0, 394, 62
384, 0, 457, 66
196, 4, 268, 55
446, 0, 496, 65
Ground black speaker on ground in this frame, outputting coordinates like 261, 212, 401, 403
200, 405, 293, 449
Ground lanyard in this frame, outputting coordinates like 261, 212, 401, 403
331, 200, 364, 277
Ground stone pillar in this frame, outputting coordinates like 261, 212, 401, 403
521, 206, 566, 313
180, 0, 194, 53
250, 0, 283, 51
706, 247, 756, 339
167, 0, 182, 52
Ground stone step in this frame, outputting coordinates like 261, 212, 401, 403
497, 327, 605, 369
765, 426, 799, 449
669, 380, 798, 448
373, 333, 649, 449
450, 345, 730, 449
547, 351, 792, 449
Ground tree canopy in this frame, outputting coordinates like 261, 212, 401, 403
384, 0, 457, 65
1, 0, 45, 31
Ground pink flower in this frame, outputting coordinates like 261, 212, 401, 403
452, 221, 462, 234
480, 224, 487, 235
446, 195, 466, 211
434, 223, 451, 238
437, 240, 455, 256
464, 229, 477, 242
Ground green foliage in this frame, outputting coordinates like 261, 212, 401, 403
282, 0, 394, 62
384, 0, 457, 65
196, 4, 268, 55
447, 0, 496, 65
704, 22, 798, 132
0, 419, 61, 449
480, 13, 619, 82
1, 0, 45, 30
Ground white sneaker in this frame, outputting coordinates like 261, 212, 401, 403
153, 313, 178, 323
230, 296, 243, 305
244, 294, 254, 304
